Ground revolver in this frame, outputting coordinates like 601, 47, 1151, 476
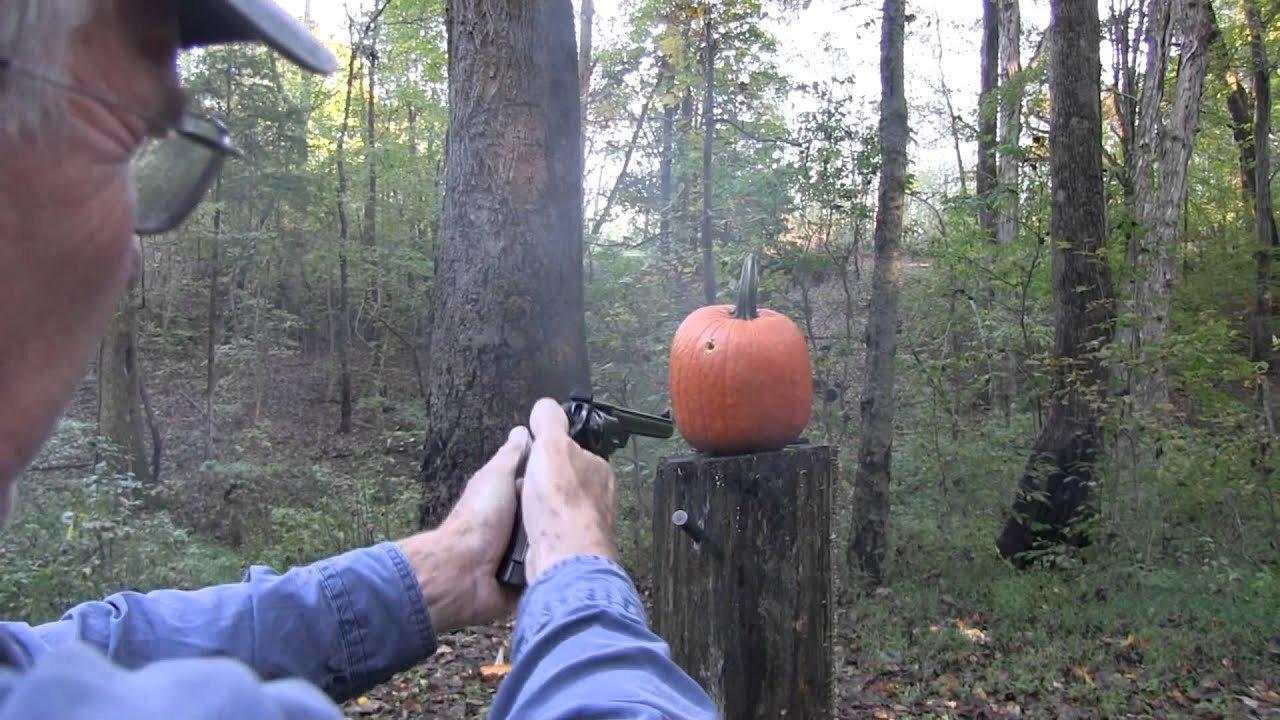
496, 391, 674, 587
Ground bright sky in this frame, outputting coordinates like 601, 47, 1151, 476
275, 0, 1055, 183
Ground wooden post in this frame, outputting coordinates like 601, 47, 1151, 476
652, 444, 836, 719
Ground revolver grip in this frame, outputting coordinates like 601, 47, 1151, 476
496, 505, 529, 586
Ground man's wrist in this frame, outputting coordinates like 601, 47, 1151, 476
528, 540, 616, 584
394, 527, 475, 634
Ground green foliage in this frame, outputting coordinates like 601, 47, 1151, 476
248, 462, 419, 571
0, 421, 243, 623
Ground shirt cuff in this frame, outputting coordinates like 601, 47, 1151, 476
511, 555, 648, 658
313, 542, 437, 698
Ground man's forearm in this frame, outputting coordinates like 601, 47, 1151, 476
489, 556, 718, 718
0, 542, 436, 702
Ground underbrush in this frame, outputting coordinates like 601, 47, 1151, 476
845, 404, 1280, 716
844, 544, 1280, 716
0, 420, 246, 622
0, 418, 420, 624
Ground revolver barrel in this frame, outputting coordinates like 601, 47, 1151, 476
594, 402, 674, 440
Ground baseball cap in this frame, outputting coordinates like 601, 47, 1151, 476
176, 0, 337, 75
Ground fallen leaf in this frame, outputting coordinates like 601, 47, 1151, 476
346, 696, 386, 715
1252, 685, 1280, 704
480, 663, 512, 683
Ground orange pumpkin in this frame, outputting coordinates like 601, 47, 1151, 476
668, 254, 813, 455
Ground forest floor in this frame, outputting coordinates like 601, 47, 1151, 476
338, 579, 1280, 719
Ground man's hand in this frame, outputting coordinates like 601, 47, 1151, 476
396, 427, 530, 633
520, 398, 619, 583
394, 395, 620, 630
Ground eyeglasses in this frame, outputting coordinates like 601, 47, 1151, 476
0, 56, 240, 236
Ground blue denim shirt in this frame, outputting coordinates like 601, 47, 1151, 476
0, 543, 717, 718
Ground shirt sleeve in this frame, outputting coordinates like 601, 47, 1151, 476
0, 542, 435, 703
487, 556, 718, 719
0, 641, 343, 720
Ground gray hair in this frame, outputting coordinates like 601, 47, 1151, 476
0, 0, 94, 137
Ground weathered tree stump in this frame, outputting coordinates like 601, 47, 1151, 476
652, 444, 836, 720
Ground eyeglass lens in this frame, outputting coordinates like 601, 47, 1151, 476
131, 118, 228, 235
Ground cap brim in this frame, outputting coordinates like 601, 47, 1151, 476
178, 0, 337, 75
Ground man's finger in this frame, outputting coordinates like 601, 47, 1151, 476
528, 397, 569, 439
477, 425, 531, 476
499, 425, 532, 467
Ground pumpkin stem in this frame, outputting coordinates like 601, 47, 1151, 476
731, 254, 759, 320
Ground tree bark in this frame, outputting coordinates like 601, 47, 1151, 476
1243, 0, 1276, 373
419, 0, 590, 528
991, 0, 1023, 415
996, 0, 1022, 249
653, 445, 835, 720
977, 0, 999, 235
579, 0, 594, 143
658, 63, 677, 261
1121, 0, 1216, 416
334, 30, 359, 435
364, 36, 387, 403
997, 0, 1116, 565
680, 88, 695, 253
847, 0, 907, 586
206, 173, 222, 460
98, 280, 151, 486
1238, 0, 1279, 531
699, 10, 717, 305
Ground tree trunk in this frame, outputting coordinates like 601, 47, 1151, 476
996, 0, 1116, 565
847, 0, 907, 586
579, 0, 594, 159
996, 0, 1022, 249
977, 0, 999, 235
334, 32, 359, 435
363, 38, 387, 402
1225, 73, 1254, 206
977, 0, 1002, 414
658, 66, 676, 262
419, 0, 590, 529
699, 10, 717, 305
680, 88, 695, 254
991, 0, 1023, 416
202, 64, 234, 460
364, 44, 378, 254
1122, 0, 1216, 417
1243, 0, 1277, 373
205, 176, 221, 460
1240, 0, 1278, 534
98, 280, 151, 486
653, 445, 836, 719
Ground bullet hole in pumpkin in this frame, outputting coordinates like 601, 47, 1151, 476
705, 339, 716, 352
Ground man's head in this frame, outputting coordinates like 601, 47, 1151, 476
0, 0, 334, 521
